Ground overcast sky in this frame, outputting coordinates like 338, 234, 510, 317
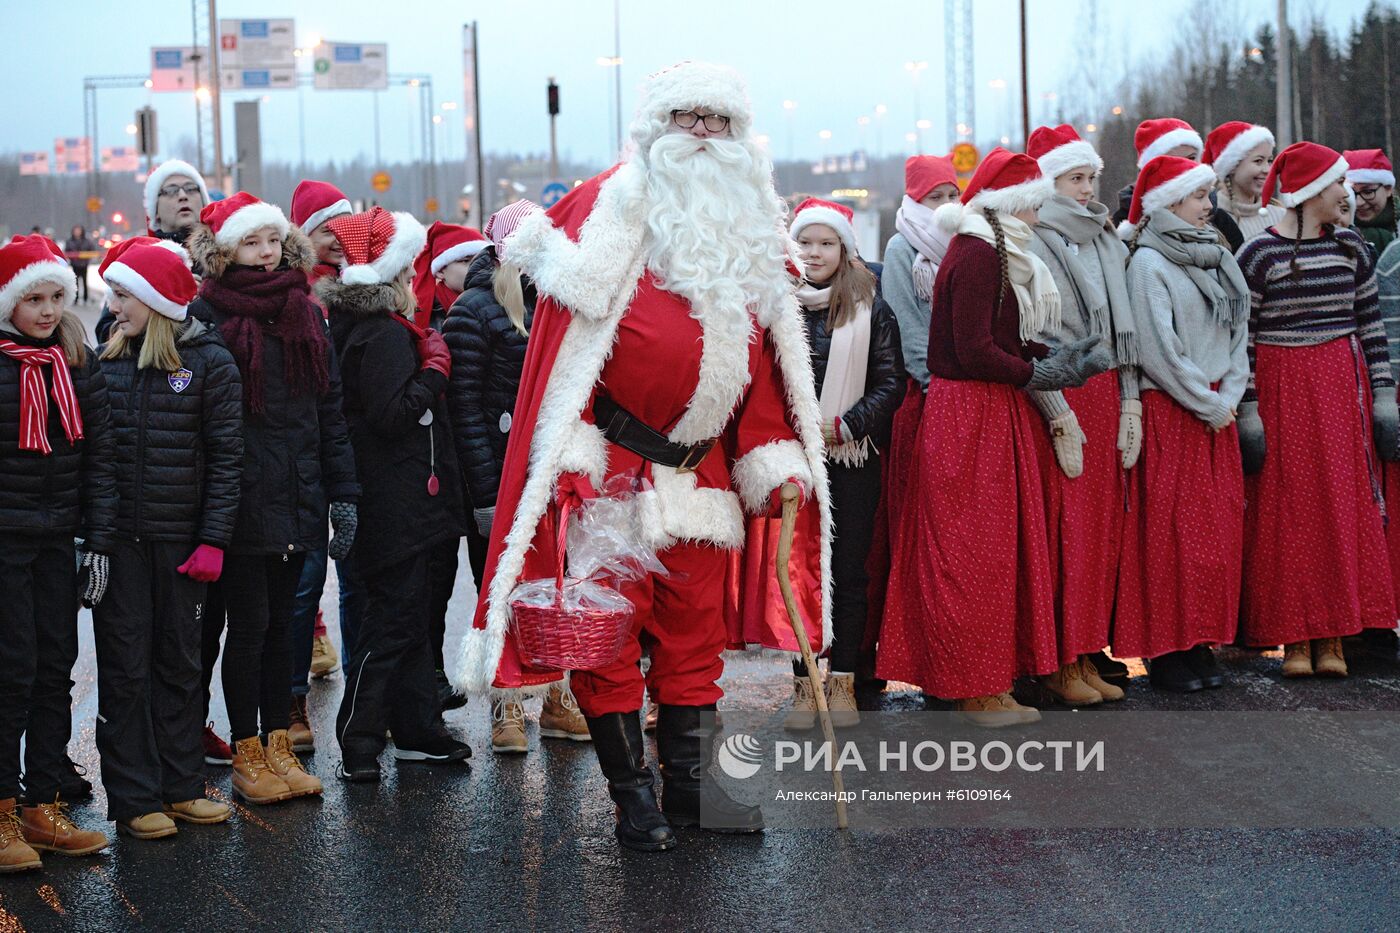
4, 0, 1384, 171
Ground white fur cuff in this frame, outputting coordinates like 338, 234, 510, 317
552, 419, 609, 485
731, 439, 812, 514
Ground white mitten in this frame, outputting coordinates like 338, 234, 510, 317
1049, 411, 1086, 479
1118, 399, 1143, 470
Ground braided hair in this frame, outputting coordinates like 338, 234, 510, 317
982, 208, 1010, 310
1126, 216, 1151, 255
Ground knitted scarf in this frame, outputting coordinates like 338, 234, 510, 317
201, 265, 330, 415
0, 337, 83, 455
1138, 210, 1250, 328
1034, 195, 1138, 364
797, 282, 872, 468
894, 195, 952, 303
949, 209, 1061, 341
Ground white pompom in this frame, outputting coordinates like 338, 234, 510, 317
340, 265, 381, 285
934, 201, 965, 234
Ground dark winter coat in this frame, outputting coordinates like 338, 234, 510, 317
801, 290, 906, 450
187, 228, 359, 555
1114, 182, 1244, 252
0, 326, 118, 552
441, 247, 536, 510
321, 278, 466, 570
97, 318, 244, 547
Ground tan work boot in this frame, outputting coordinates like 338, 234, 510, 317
784, 674, 818, 731
954, 694, 1023, 728
164, 798, 231, 824
231, 737, 292, 805
1313, 638, 1348, 678
0, 798, 41, 873
997, 692, 1043, 724
265, 730, 323, 798
1079, 656, 1125, 702
1040, 660, 1103, 706
491, 699, 528, 754
310, 633, 339, 677
825, 673, 861, 728
288, 695, 315, 751
539, 685, 591, 741
1282, 641, 1313, 678
117, 812, 177, 840
20, 799, 109, 856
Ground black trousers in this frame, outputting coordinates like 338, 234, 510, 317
337, 549, 444, 757
220, 553, 305, 742
93, 539, 206, 819
427, 537, 460, 671
0, 535, 78, 801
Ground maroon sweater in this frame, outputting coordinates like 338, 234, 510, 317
927, 235, 1047, 386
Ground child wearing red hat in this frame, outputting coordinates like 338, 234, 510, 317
1112, 117, 1246, 251
1205, 121, 1283, 242
1346, 148, 1397, 256
411, 221, 488, 331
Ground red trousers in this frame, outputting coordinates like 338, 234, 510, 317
570, 541, 729, 716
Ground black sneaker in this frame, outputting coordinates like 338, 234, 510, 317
1185, 644, 1225, 689
393, 734, 472, 764
337, 749, 382, 783
436, 669, 467, 712
1148, 651, 1204, 693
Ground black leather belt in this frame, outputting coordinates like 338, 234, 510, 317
592, 395, 717, 474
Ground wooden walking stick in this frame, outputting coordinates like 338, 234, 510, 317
776, 481, 848, 830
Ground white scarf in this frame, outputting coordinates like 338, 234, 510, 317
948, 208, 1061, 342
797, 283, 872, 468
894, 195, 951, 303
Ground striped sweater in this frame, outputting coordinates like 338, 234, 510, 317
1378, 238, 1400, 382
1236, 227, 1390, 404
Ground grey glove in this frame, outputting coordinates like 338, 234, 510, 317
1026, 336, 1113, 391
473, 506, 495, 538
328, 501, 358, 561
1374, 385, 1399, 462
81, 551, 109, 606
1237, 401, 1266, 475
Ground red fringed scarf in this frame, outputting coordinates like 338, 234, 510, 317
0, 339, 84, 455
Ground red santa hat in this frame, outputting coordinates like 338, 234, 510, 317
1343, 148, 1395, 188
0, 234, 76, 324
423, 222, 488, 276
936, 148, 1052, 231
199, 192, 290, 249
1203, 121, 1276, 182
1263, 141, 1350, 208
1127, 155, 1219, 224
1027, 124, 1103, 179
97, 236, 189, 279
630, 60, 753, 151
904, 155, 958, 201
291, 180, 353, 235
143, 159, 210, 233
100, 240, 198, 322
327, 207, 427, 285
485, 200, 543, 261
1134, 118, 1204, 169
789, 198, 857, 255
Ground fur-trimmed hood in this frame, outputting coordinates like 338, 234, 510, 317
187, 223, 315, 281
314, 277, 401, 320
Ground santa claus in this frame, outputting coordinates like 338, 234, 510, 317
453, 61, 831, 851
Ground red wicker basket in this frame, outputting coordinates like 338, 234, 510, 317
510, 503, 635, 671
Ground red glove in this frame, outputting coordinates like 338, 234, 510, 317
767, 478, 809, 518
177, 544, 225, 583
417, 329, 451, 378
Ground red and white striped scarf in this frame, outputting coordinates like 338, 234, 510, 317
0, 339, 84, 455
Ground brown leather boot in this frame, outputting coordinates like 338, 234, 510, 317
825, 673, 861, 728
1079, 656, 1125, 702
1039, 660, 1103, 706
231, 737, 293, 804
164, 798, 232, 824
0, 798, 41, 872
997, 692, 1042, 724
288, 695, 315, 751
955, 694, 1024, 728
117, 812, 178, 840
20, 799, 109, 856
539, 684, 592, 741
1313, 638, 1348, 678
783, 675, 818, 731
265, 730, 323, 798
1282, 642, 1313, 678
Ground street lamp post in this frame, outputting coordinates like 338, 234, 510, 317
905, 61, 928, 152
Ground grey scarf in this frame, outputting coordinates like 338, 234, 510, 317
1034, 195, 1137, 364
1137, 209, 1250, 328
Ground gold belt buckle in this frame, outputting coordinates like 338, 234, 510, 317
674, 439, 716, 475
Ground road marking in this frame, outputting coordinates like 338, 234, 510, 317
34, 886, 63, 917
88, 865, 140, 920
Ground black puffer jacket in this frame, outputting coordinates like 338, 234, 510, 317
98, 318, 244, 546
0, 325, 118, 552
187, 227, 359, 555
321, 279, 465, 569
441, 247, 536, 510
802, 291, 906, 450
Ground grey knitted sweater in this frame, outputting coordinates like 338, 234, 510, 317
880, 233, 932, 388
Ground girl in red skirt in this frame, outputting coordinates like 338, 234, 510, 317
879, 149, 1110, 726
1117, 156, 1251, 692
1235, 142, 1398, 677
1025, 125, 1139, 705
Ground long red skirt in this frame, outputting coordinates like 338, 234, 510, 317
1384, 460, 1400, 618
1031, 370, 1125, 663
877, 377, 1059, 699
1113, 389, 1243, 659
1241, 338, 1395, 644
861, 379, 924, 658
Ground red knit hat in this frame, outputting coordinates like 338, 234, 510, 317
0, 234, 76, 324
199, 192, 290, 249
1203, 121, 1275, 181
1027, 124, 1103, 179
327, 207, 427, 285
1263, 142, 1350, 208
903, 155, 958, 201
1134, 118, 1204, 168
1343, 148, 1395, 188
789, 197, 857, 255
1127, 156, 1219, 224
291, 180, 352, 235
101, 240, 198, 321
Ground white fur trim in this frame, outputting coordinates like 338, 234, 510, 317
1140, 163, 1219, 217
631, 61, 753, 147
554, 419, 609, 484
340, 265, 381, 286
935, 201, 967, 233
668, 306, 755, 446
966, 176, 1055, 216
635, 467, 746, 550
430, 239, 489, 276
299, 198, 352, 235
730, 439, 813, 514
213, 202, 290, 249
1209, 125, 1274, 181
1345, 167, 1396, 187
150, 240, 192, 266
790, 206, 857, 256
1277, 156, 1349, 209
101, 262, 187, 321
357, 211, 427, 284
1137, 127, 1204, 168
144, 160, 209, 232
1116, 219, 1138, 241
0, 260, 76, 323
1036, 141, 1104, 181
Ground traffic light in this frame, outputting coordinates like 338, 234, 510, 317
547, 80, 560, 117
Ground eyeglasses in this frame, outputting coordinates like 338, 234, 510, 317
1354, 185, 1388, 203
671, 110, 731, 133
158, 183, 203, 199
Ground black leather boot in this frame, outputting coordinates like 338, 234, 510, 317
656, 704, 764, 834
1085, 650, 1129, 688
1148, 651, 1204, 693
584, 712, 676, 852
